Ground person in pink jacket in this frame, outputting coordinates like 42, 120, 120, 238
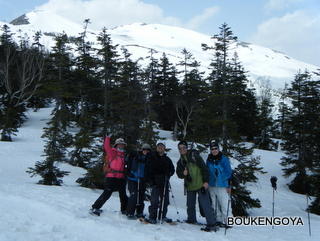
90, 136, 128, 216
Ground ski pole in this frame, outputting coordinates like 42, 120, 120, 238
159, 176, 168, 224
214, 194, 218, 224
270, 176, 277, 229
305, 182, 311, 236
224, 191, 231, 235
225, 178, 232, 236
168, 182, 182, 222
137, 177, 140, 212
306, 194, 311, 236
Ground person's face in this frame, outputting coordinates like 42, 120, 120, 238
211, 147, 219, 156
156, 144, 165, 154
142, 149, 150, 155
178, 145, 187, 155
117, 144, 125, 149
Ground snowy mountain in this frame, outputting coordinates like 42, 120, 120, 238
1, 9, 319, 91
1, 107, 319, 241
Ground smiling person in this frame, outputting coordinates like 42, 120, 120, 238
206, 140, 232, 228
144, 142, 175, 224
125, 143, 152, 220
176, 141, 218, 232
90, 136, 128, 216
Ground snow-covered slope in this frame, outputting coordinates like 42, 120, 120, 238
2, 9, 319, 90
0, 108, 319, 241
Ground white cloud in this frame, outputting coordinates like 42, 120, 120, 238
34, 0, 182, 30
264, 0, 304, 11
186, 6, 219, 30
251, 10, 320, 66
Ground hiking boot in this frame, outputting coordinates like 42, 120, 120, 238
127, 214, 137, 220
145, 218, 157, 224
216, 222, 232, 229
201, 224, 219, 232
136, 213, 145, 219
121, 210, 127, 215
162, 217, 173, 223
184, 219, 197, 224
90, 208, 102, 216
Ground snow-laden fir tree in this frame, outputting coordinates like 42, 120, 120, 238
200, 23, 264, 216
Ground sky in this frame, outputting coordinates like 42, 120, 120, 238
0, 0, 319, 66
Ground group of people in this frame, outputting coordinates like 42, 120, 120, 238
90, 136, 232, 232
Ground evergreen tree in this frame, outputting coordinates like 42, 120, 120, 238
255, 79, 276, 150
95, 27, 119, 134
200, 23, 263, 216
280, 71, 317, 194
308, 70, 320, 214
27, 31, 50, 110
47, 32, 77, 126
276, 83, 290, 139
227, 53, 258, 141
26, 112, 70, 185
176, 48, 207, 140
150, 53, 180, 130
230, 143, 264, 216
111, 47, 145, 150
70, 19, 101, 168
140, 48, 160, 145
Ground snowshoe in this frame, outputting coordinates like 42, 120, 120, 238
215, 222, 232, 229
160, 217, 177, 225
136, 213, 145, 219
184, 220, 203, 226
201, 225, 219, 232
139, 217, 157, 224
90, 208, 103, 216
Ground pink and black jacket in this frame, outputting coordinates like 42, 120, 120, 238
104, 137, 126, 179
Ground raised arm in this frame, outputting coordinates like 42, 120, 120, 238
104, 136, 113, 159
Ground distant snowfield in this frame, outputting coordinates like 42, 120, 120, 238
0, 108, 319, 241
1, 10, 319, 92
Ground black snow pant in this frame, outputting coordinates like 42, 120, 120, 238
148, 182, 169, 220
186, 189, 216, 226
92, 177, 128, 213
126, 179, 146, 216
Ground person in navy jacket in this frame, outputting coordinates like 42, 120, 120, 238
206, 140, 232, 227
126, 143, 151, 219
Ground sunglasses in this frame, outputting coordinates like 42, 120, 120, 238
178, 146, 187, 151
211, 147, 219, 151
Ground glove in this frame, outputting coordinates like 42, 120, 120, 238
200, 187, 206, 194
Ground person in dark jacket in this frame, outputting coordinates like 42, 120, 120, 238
126, 143, 151, 219
206, 140, 232, 228
144, 142, 175, 224
176, 141, 218, 232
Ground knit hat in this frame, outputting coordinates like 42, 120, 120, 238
156, 141, 166, 147
178, 140, 188, 149
114, 138, 126, 147
141, 143, 151, 150
210, 140, 219, 149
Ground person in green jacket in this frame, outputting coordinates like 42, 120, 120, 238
176, 141, 218, 232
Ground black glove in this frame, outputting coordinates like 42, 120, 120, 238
200, 187, 206, 194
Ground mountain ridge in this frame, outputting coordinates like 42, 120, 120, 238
1, 10, 319, 91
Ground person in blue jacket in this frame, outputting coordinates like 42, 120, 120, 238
126, 143, 151, 219
206, 140, 232, 227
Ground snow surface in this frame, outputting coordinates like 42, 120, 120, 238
0, 108, 319, 241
